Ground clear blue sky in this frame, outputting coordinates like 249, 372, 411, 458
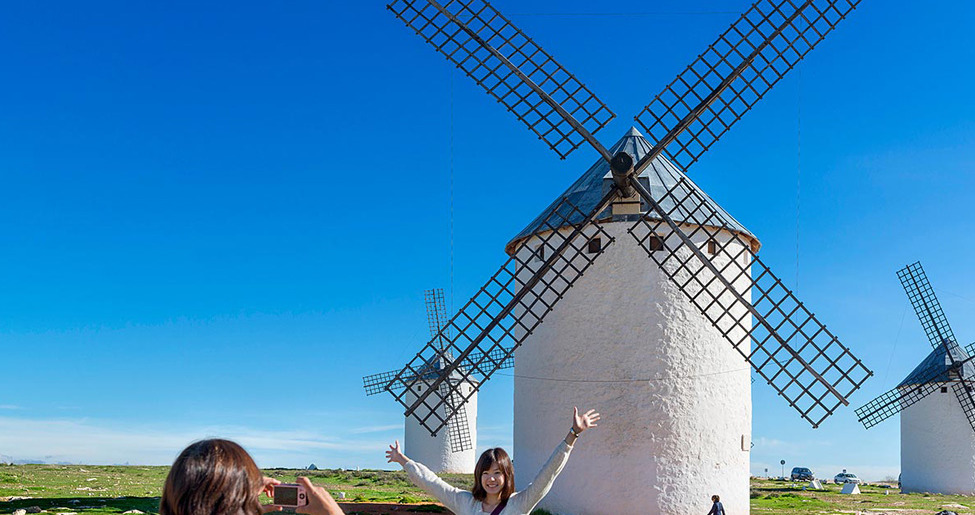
1, 0, 974, 480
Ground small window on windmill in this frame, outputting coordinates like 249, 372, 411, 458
587, 237, 601, 254
415, 385, 422, 392
941, 386, 948, 393
707, 240, 718, 255
534, 244, 545, 262
649, 235, 664, 252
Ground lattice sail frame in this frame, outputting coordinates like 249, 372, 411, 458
634, 0, 860, 171
856, 263, 975, 430
440, 381, 474, 452
387, 0, 615, 159
899, 262, 956, 350
425, 288, 450, 345
626, 176, 871, 428
856, 342, 975, 429
362, 346, 515, 396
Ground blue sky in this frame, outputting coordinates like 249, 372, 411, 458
1, 0, 974, 480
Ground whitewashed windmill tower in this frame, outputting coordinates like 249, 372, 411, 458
363, 289, 513, 473
377, 1, 873, 514
856, 262, 975, 495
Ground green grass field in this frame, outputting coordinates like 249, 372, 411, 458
1, 464, 972, 514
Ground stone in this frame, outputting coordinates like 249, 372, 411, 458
807, 480, 822, 490
839, 483, 861, 495
306, 464, 318, 471
13, 509, 26, 515
935, 511, 958, 515
26, 506, 43, 513
123, 510, 144, 514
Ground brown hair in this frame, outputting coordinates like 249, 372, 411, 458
712, 495, 720, 502
471, 447, 515, 503
160, 439, 263, 515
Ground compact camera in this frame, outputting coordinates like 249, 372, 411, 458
273, 483, 308, 508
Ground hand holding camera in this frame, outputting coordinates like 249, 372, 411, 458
272, 483, 309, 508
269, 476, 343, 515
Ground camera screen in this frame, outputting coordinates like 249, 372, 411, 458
274, 486, 298, 506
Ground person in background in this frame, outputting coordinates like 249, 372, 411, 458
386, 407, 601, 515
707, 494, 725, 515
160, 439, 344, 515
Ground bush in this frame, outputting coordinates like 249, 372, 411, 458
764, 492, 800, 499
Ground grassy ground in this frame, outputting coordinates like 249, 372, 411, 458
3, 464, 975, 514
751, 478, 973, 514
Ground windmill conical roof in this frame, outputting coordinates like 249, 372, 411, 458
506, 127, 758, 254
897, 342, 975, 387
409, 352, 478, 385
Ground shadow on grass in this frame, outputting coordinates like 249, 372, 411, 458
0, 497, 160, 515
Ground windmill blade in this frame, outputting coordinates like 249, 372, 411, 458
385, 189, 619, 436
365, 348, 513, 397
425, 288, 450, 344
626, 175, 871, 428
951, 378, 975, 433
363, 346, 515, 397
634, 0, 860, 172
387, 0, 615, 160
364, 369, 414, 396
440, 381, 474, 452
855, 362, 949, 429
945, 339, 975, 432
463, 345, 515, 371
898, 261, 956, 350
856, 341, 975, 428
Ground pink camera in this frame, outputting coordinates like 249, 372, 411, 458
273, 483, 308, 508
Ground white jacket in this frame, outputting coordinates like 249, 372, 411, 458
402, 441, 574, 515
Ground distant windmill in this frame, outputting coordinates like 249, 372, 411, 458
856, 262, 975, 494
378, 0, 873, 512
362, 288, 513, 473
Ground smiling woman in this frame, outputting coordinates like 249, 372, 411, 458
385, 407, 600, 515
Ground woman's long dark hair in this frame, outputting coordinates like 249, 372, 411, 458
471, 447, 515, 503
160, 439, 263, 515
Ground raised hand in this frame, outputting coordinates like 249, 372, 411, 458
386, 440, 408, 466
572, 407, 601, 434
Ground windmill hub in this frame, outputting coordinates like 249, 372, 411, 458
610, 150, 635, 193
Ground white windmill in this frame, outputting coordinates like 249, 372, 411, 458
378, 1, 873, 513
856, 262, 975, 495
363, 289, 513, 473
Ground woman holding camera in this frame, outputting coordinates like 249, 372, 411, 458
160, 439, 345, 515
386, 406, 600, 515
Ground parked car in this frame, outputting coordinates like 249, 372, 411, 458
834, 472, 862, 484
790, 467, 814, 481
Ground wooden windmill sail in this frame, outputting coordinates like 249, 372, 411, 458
377, 0, 873, 441
363, 288, 513, 455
